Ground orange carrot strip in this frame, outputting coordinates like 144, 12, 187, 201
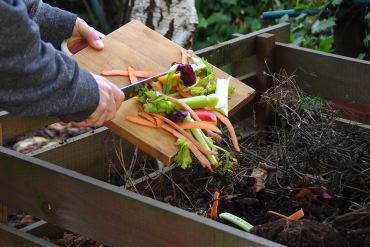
161, 124, 212, 172
267, 208, 304, 220
138, 112, 157, 125
181, 48, 188, 64
165, 95, 222, 141
176, 86, 192, 98
101, 70, 164, 78
176, 121, 222, 133
210, 191, 219, 218
101, 70, 129, 76
211, 110, 240, 152
135, 71, 165, 78
148, 113, 217, 156
128, 65, 138, 84
126, 115, 158, 128
155, 117, 164, 127
288, 208, 304, 220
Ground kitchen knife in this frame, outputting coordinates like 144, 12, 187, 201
61, 71, 167, 123
120, 71, 168, 99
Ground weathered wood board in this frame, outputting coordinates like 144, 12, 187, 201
73, 20, 255, 165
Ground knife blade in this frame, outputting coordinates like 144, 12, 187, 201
120, 71, 168, 100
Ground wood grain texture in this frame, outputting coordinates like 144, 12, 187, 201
0, 148, 282, 247
255, 33, 275, 129
275, 42, 370, 108
0, 223, 57, 247
195, 22, 290, 68
73, 20, 255, 165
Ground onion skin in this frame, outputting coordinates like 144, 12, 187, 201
176, 63, 196, 87
167, 109, 189, 123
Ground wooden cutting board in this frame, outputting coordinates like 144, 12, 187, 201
73, 20, 255, 165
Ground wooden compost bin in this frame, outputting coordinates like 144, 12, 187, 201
1, 21, 370, 247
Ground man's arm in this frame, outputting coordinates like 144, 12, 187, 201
0, 0, 100, 122
23, 0, 77, 49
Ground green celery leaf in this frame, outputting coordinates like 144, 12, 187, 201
174, 139, 192, 169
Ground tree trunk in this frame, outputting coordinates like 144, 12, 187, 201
122, 0, 199, 49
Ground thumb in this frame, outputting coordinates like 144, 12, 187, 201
75, 18, 105, 50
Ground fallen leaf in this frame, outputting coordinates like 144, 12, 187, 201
251, 162, 277, 186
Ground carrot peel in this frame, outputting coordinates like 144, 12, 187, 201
211, 110, 240, 151
267, 208, 304, 220
126, 115, 158, 128
128, 65, 138, 84
176, 121, 222, 133
210, 191, 219, 218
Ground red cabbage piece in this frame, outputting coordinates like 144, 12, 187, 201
167, 109, 189, 123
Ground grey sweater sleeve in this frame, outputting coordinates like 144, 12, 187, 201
0, 0, 100, 122
23, 0, 77, 49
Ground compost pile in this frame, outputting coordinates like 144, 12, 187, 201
123, 72, 370, 247
4, 72, 370, 247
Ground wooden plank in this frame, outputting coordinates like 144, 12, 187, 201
0, 147, 283, 247
0, 111, 58, 141
195, 22, 290, 68
0, 223, 58, 247
29, 127, 132, 179
275, 42, 370, 108
255, 33, 276, 130
0, 123, 6, 224
74, 20, 255, 165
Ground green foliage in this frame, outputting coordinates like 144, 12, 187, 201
288, 1, 338, 53
192, 0, 290, 51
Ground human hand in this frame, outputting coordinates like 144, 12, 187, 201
70, 74, 125, 127
67, 18, 105, 54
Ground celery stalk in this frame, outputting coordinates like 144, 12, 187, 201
184, 115, 218, 165
199, 130, 237, 170
219, 213, 254, 232
144, 94, 218, 113
163, 64, 179, 95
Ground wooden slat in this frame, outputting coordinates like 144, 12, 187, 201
0, 147, 283, 247
275, 42, 370, 108
0, 111, 58, 141
29, 127, 132, 179
255, 33, 276, 130
0, 223, 57, 247
0, 123, 6, 224
195, 22, 290, 68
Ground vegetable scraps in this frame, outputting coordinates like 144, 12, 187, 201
109, 48, 240, 171
220, 209, 304, 233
